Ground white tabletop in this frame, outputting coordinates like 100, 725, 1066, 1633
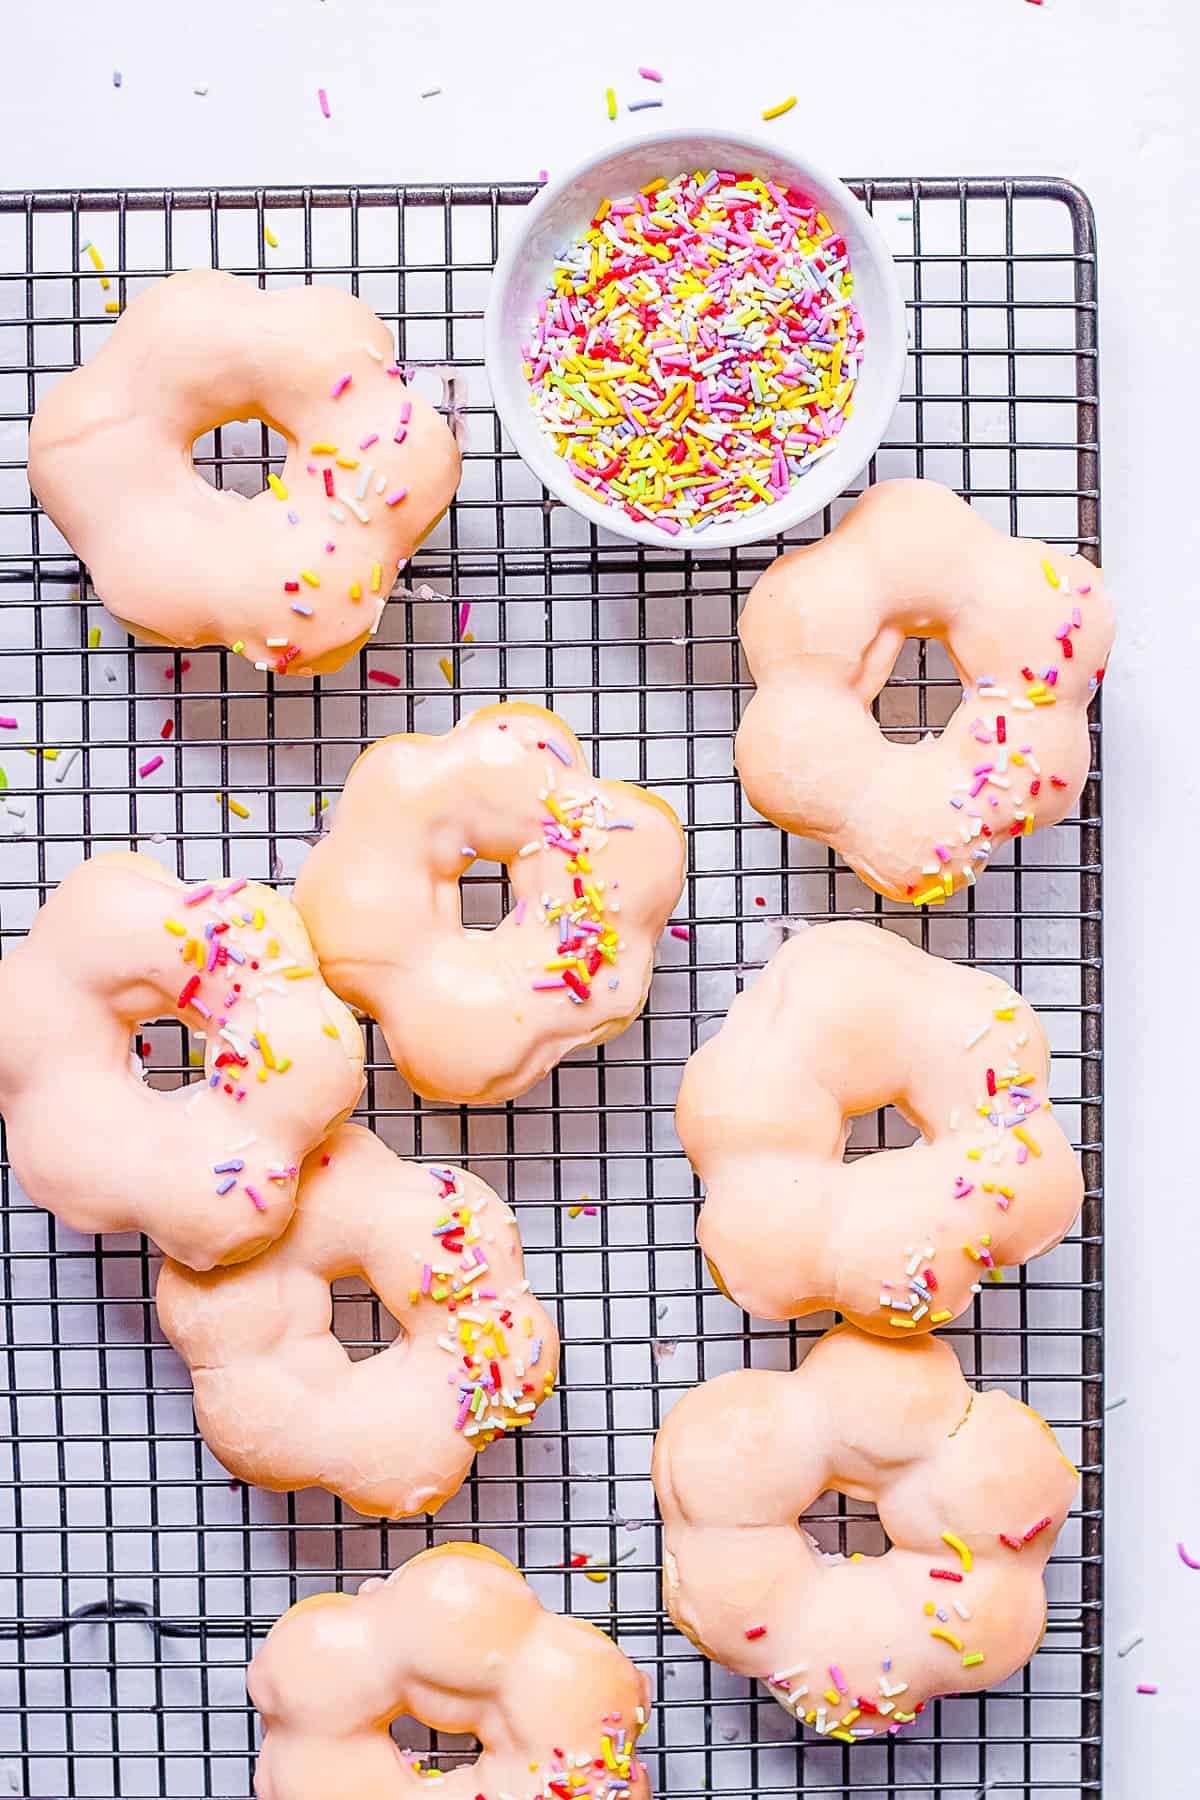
6, 0, 1197, 1793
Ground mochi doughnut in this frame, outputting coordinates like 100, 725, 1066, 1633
156, 1123, 559, 1519
735, 479, 1115, 903
653, 1323, 1078, 1742
676, 921, 1081, 1332
294, 702, 687, 1104
28, 269, 461, 676
0, 852, 364, 1270
249, 1544, 652, 1800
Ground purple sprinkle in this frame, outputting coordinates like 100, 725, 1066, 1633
215, 1177, 237, 1196
287, 509, 299, 525
545, 738, 572, 767
213, 1160, 245, 1174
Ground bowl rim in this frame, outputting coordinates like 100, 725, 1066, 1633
483, 122, 908, 552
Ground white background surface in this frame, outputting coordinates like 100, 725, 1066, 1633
5, 1, 1199, 1793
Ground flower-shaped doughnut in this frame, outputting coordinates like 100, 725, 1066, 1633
0, 852, 364, 1270
249, 1543, 652, 1800
294, 702, 687, 1104
735, 479, 1115, 903
28, 269, 461, 677
653, 1323, 1078, 1743
156, 1123, 559, 1518
676, 921, 1081, 1333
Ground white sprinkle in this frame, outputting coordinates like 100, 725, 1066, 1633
1117, 1632, 1144, 1658
54, 747, 81, 784
340, 492, 370, 524
1104, 1394, 1128, 1412
375, 474, 387, 495
964, 1022, 990, 1050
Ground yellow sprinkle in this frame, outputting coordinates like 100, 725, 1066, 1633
987, 1267, 1005, 1283
762, 95, 798, 121
438, 655, 454, 685
605, 86, 617, 121
831, 1731, 855, 1744
994, 1007, 1016, 1021
257, 1068, 268, 1084
962, 1652, 985, 1668
849, 1552, 865, 1561
824, 1689, 841, 1706
584, 1569, 608, 1584
163, 919, 186, 937
930, 1309, 953, 1324
963, 1243, 981, 1262
283, 967, 314, 980
104, 301, 120, 314
276, 1056, 291, 1074
966, 1148, 982, 1161
941, 1530, 973, 1572
930, 1628, 963, 1653
1023, 812, 1034, 835
335, 456, 359, 470
349, 582, 362, 601
217, 793, 251, 820
889, 1316, 917, 1330
88, 625, 102, 649
1013, 1126, 1042, 1157
923, 1601, 936, 1616
300, 569, 320, 588
85, 242, 110, 289
322, 1023, 339, 1039
1041, 558, 1060, 589
267, 473, 289, 501
253, 907, 265, 930
310, 442, 338, 455
912, 883, 946, 907
841, 1708, 861, 1726
263, 224, 279, 249
258, 1033, 277, 1070
371, 560, 382, 593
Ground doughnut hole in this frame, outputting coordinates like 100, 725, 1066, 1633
874, 636, 963, 746
387, 1721, 482, 1772
330, 1275, 402, 1363
843, 1103, 921, 1163
802, 1489, 893, 1563
458, 854, 509, 931
133, 1018, 203, 1094
191, 419, 288, 499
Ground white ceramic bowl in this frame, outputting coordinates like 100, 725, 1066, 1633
484, 126, 908, 550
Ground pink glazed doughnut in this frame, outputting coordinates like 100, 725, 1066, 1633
294, 703, 686, 1104
28, 270, 461, 676
735, 480, 1115, 904
653, 1323, 1078, 1744
0, 852, 365, 1270
676, 922, 1082, 1334
156, 1123, 559, 1519
249, 1544, 652, 1800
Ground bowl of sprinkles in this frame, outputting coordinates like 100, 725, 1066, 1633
486, 128, 908, 548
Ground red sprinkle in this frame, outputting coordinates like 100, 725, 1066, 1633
284, 580, 300, 593
996, 715, 1006, 744
1022, 1515, 1052, 1542
1050, 775, 1069, 789
755, 896, 765, 906
160, 718, 174, 740
744, 1625, 767, 1640
999, 1533, 1024, 1551
368, 669, 403, 687
986, 1068, 997, 1096
177, 975, 201, 1008
563, 968, 591, 1001
1061, 635, 1073, 659
923, 1267, 938, 1290
929, 1568, 963, 1582
323, 468, 335, 497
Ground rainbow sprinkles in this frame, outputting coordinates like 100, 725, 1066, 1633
523, 169, 864, 532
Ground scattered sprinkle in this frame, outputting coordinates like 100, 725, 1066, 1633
638, 66, 664, 81
1178, 1543, 1200, 1571
762, 95, 798, 121
605, 86, 617, 120
669, 924, 690, 941
369, 669, 402, 688
420, 86, 442, 99
218, 794, 251, 821
1118, 1633, 1144, 1658
138, 755, 163, 779
628, 99, 663, 112
1137, 1684, 1158, 1696
318, 87, 330, 118
264, 223, 279, 249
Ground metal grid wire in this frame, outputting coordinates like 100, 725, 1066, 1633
0, 179, 1101, 1798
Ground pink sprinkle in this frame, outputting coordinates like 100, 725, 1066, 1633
318, 87, 330, 118
1178, 1542, 1200, 1570
0, 716, 17, 729
670, 924, 690, 940
453, 1395, 472, 1432
219, 878, 248, 899
138, 754, 164, 778
1137, 1684, 1158, 1695
532, 977, 567, 990
934, 844, 950, 864
393, 426, 407, 445
245, 1186, 266, 1213
1078, 584, 1092, 595
368, 669, 402, 687
385, 487, 408, 506
359, 433, 379, 450
184, 883, 214, 906
421, 1262, 432, 1295
331, 373, 352, 398
513, 897, 527, 926
829, 1663, 848, 1694
639, 66, 664, 81
385, 364, 402, 377
457, 600, 472, 637
537, 168, 549, 183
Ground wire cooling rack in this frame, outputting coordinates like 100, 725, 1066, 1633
0, 179, 1102, 1799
